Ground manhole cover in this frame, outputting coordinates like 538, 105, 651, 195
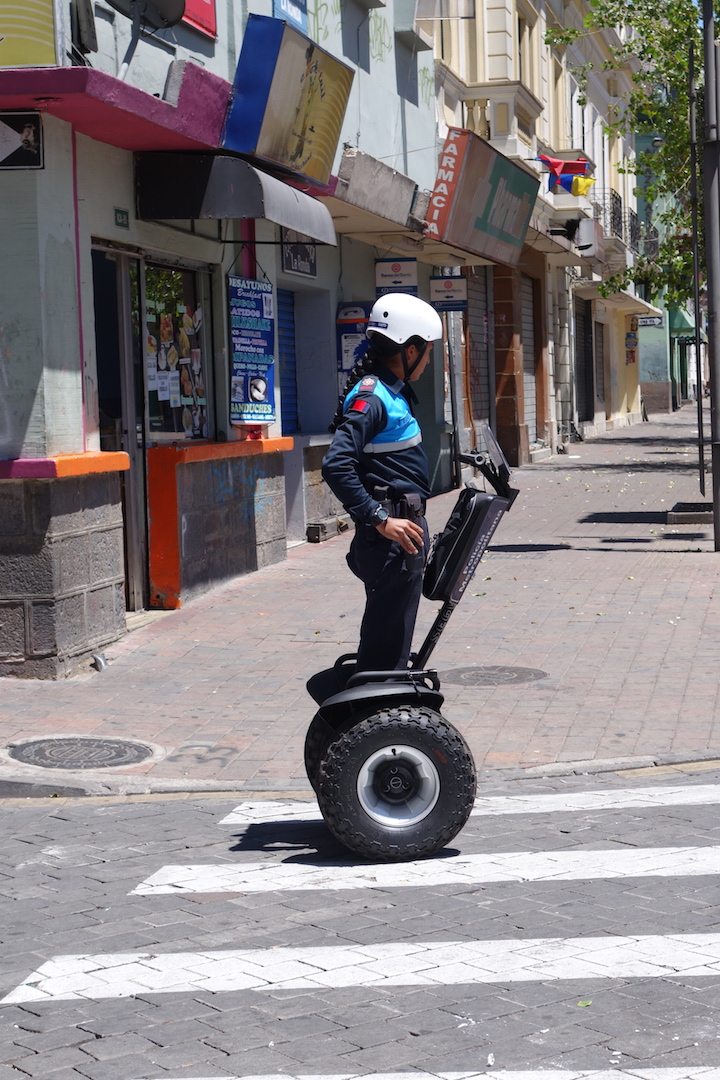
7, 737, 153, 770
438, 665, 549, 687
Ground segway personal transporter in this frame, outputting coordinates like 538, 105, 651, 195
305, 426, 518, 861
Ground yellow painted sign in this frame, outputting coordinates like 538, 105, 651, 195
0, 0, 57, 68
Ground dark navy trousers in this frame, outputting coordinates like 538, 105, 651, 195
346, 518, 429, 672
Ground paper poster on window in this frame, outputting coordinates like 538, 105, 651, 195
145, 264, 208, 439
228, 276, 276, 424
156, 371, 171, 401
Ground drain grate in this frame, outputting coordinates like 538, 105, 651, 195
8, 737, 153, 770
438, 665, 549, 687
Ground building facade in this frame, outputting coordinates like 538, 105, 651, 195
0, 0, 536, 676
421, 0, 661, 464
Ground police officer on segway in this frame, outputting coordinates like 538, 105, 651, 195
322, 293, 443, 673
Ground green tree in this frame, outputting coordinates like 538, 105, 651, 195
547, 0, 705, 307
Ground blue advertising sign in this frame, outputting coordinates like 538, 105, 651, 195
273, 0, 308, 33
228, 277, 276, 425
221, 15, 353, 186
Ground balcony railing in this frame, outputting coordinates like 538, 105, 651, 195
626, 208, 640, 254
643, 223, 660, 259
591, 189, 641, 252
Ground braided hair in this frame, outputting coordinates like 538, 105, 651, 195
328, 332, 426, 434
329, 335, 395, 433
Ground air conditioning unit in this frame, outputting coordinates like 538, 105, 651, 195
576, 216, 605, 262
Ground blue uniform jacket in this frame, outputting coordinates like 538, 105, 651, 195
322, 364, 431, 526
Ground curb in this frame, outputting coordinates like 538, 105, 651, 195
2, 750, 720, 800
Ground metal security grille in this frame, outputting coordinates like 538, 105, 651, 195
574, 298, 594, 421
521, 274, 537, 444
467, 269, 491, 427
277, 288, 299, 435
594, 320, 605, 405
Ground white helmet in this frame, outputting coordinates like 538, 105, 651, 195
367, 293, 443, 345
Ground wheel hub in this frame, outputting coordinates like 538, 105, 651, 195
373, 761, 418, 804
356, 743, 441, 828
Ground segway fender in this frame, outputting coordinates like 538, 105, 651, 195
317, 682, 444, 730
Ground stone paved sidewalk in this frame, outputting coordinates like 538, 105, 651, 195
0, 404, 718, 793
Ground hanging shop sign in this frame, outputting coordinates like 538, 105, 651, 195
336, 302, 373, 396
183, 0, 217, 36
222, 14, 354, 186
0, 0, 57, 67
273, 0, 308, 33
430, 275, 468, 312
0, 113, 43, 169
281, 228, 317, 277
228, 276, 276, 425
426, 128, 539, 267
375, 258, 418, 297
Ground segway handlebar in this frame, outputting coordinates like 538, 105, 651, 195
458, 433, 518, 506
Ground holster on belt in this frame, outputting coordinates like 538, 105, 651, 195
395, 492, 425, 521
371, 486, 425, 522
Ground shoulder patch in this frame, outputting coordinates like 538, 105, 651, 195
349, 399, 369, 413
360, 376, 377, 389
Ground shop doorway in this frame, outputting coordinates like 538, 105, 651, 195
92, 251, 212, 611
92, 249, 148, 611
277, 288, 299, 435
574, 298, 595, 422
521, 274, 537, 443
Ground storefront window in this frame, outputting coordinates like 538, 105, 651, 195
144, 264, 210, 441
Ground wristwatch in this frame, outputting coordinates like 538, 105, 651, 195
370, 505, 389, 527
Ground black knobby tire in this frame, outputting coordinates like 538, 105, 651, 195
304, 712, 335, 792
316, 706, 476, 861
304, 710, 373, 791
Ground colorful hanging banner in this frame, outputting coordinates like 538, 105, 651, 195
556, 174, 597, 196
538, 154, 591, 181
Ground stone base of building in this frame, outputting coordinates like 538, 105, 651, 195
641, 381, 673, 414
0, 474, 126, 679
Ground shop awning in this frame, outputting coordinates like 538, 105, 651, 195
309, 147, 493, 267
573, 283, 662, 317
319, 192, 493, 266
669, 306, 695, 333
135, 153, 337, 246
0, 64, 231, 152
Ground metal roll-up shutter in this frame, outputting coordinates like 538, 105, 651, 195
466, 269, 491, 428
521, 274, 537, 444
277, 288, 299, 435
594, 320, 605, 406
574, 298, 593, 421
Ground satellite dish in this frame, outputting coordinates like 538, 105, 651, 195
105, 0, 185, 30
108, 0, 186, 79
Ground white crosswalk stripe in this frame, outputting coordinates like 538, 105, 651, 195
127, 1073, 720, 1080
217, 785, 720, 827
6, 933, 720, 1003
130, 846, 720, 895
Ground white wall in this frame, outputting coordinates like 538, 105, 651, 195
0, 115, 84, 458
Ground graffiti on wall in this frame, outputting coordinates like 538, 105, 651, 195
369, 12, 392, 62
419, 64, 434, 108
307, 0, 341, 44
